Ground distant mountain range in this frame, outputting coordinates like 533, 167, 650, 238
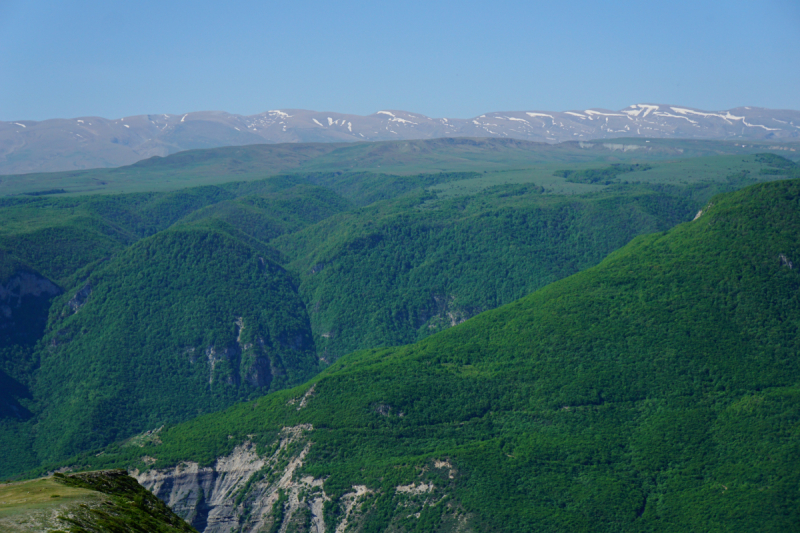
2, 104, 799, 175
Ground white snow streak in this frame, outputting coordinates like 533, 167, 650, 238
312, 118, 324, 127
623, 104, 660, 118
377, 111, 396, 117
671, 107, 738, 122
585, 110, 625, 117
654, 112, 698, 124
13, 123, 26, 128
181, 114, 188, 122
670, 107, 778, 130
640, 105, 659, 117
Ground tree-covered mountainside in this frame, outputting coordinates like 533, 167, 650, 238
0, 470, 197, 532
0, 182, 357, 476
0, 148, 796, 483
60, 178, 800, 532
276, 183, 702, 359
28, 226, 318, 463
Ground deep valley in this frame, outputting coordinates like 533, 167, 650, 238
1, 137, 798, 532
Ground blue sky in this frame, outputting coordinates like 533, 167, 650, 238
2, 0, 799, 120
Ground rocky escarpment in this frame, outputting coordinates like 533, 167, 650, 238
134, 424, 472, 533
135, 425, 326, 533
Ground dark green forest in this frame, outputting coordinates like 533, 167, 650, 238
1, 140, 799, 531
48, 177, 800, 532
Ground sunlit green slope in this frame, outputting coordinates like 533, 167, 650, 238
76, 178, 800, 532
275, 184, 700, 359
0, 470, 196, 532
2, 156, 795, 481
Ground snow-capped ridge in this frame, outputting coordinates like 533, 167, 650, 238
2, 103, 798, 175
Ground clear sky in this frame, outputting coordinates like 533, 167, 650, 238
2, 0, 799, 120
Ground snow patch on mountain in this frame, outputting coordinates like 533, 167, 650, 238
585, 110, 625, 117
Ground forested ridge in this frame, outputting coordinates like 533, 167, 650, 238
43, 177, 800, 532
0, 145, 798, 531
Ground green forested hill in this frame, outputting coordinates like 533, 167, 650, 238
28, 226, 318, 464
0, 149, 796, 485
275, 183, 701, 359
62, 178, 800, 532
0, 182, 353, 476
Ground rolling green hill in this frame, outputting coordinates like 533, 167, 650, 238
268, 153, 795, 359
2, 137, 797, 197
55, 178, 800, 532
275, 183, 701, 359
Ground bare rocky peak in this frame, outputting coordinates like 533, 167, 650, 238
2, 104, 799, 175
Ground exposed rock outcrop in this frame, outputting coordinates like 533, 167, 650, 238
66, 282, 92, 313
134, 426, 468, 533
134, 425, 314, 533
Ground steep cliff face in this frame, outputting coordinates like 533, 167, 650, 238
135, 426, 314, 532
135, 425, 472, 533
